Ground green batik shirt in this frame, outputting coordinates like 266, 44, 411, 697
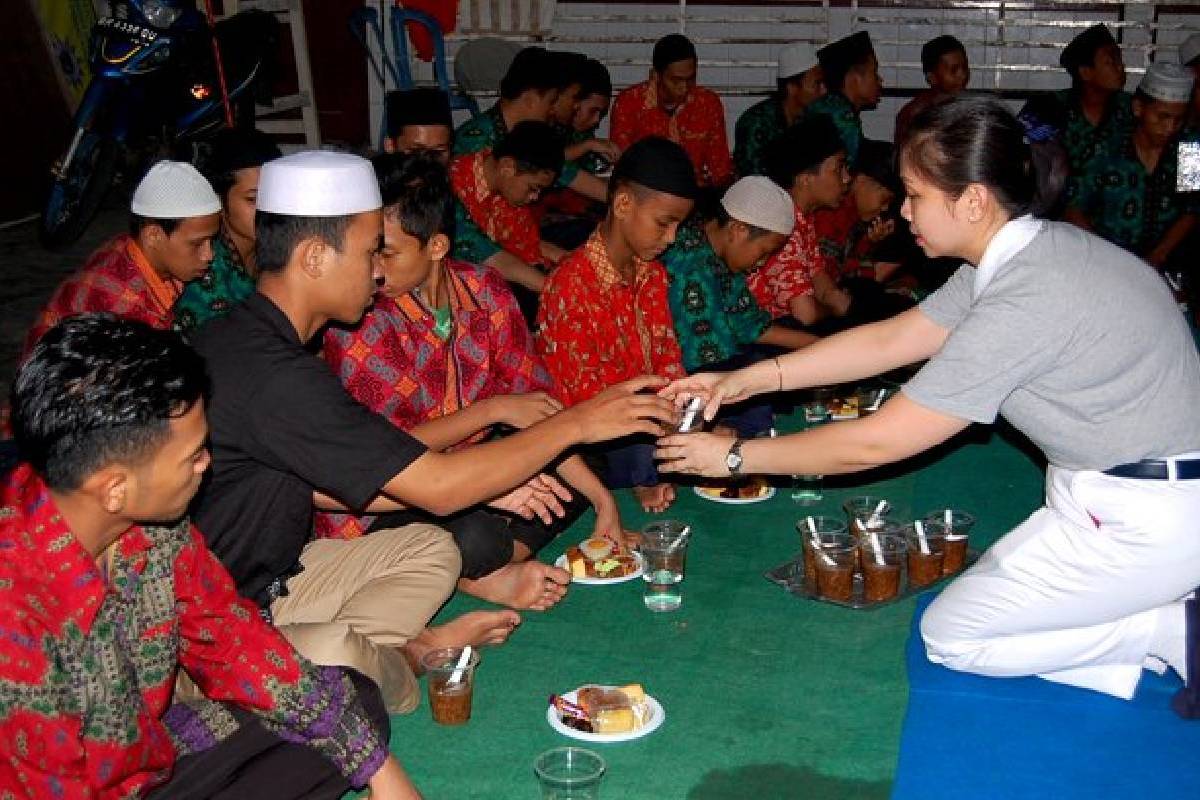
806, 92, 862, 165
451, 198, 503, 264
1056, 89, 1135, 204
175, 235, 256, 333
1072, 133, 1200, 256
452, 103, 580, 188
734, 97, 789, 177
661, 221, 771, 372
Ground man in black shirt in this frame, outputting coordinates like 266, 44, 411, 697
191, 151, 675, 713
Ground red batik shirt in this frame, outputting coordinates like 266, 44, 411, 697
24, 235, 181, 356
609, 80, 734, 188
318, 260, 551, 539
449, 150, 545, 266
0, 465, 385, 799
813, 195, 873, 281
747, 207, 825, 319
536, 229, 685, 407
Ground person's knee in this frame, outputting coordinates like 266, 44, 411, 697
920, 594, 980, 668
344, 668, 391, 748
452, 515, 514, 579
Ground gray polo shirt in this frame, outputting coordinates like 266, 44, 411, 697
904, 220, 1200, 471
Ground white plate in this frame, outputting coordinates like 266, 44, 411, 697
546, 687, 665, 743
554, 552, 644, 585
693, 484, 777, 505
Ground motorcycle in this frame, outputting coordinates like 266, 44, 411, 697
40, 0, 277, 247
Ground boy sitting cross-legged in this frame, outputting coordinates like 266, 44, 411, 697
536, 137, 695, 513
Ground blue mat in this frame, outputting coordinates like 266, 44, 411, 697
892, 594, 1198, 799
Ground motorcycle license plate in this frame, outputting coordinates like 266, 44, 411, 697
97, 17, 159, 44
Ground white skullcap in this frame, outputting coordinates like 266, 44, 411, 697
130, 160, 221, 218
721, 176, 795, 236
1180, 34, 1200, 68
778, 43, 819, 80
256, 150, 382, 216
1139, 61, 1195, 103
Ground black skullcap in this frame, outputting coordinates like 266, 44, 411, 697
652, 34, 697, 73
494, 120, 565, 177
611, 136, 697, 200
1060, 24, 1117, 76
385, 87, 452, 137
818, 31, 876, 92
765, 114, 844, 190
854, 139, 899, 193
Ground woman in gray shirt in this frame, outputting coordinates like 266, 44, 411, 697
657, 96, 1200, 701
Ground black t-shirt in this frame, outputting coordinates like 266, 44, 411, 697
190, 293, 427, 606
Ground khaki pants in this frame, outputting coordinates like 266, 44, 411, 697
271, 524, 461, 714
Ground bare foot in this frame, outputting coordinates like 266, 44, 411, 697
633, 483, 675, 513
403, 609, 522, 674
458, 561, 571, 611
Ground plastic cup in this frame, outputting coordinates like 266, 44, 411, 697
814, 541, 857, 602
802, 386, 835, 424
796, 516, 848, 591
790, 474, 824, 505
859, 533, 907, 603
905, 521, 948, 589
843, 496, 895, 538
854, 386, 889, 416
641, 520, 690, 612
924, 509, 976, 575
421, 647, 480, 725
534, 746, 606, 799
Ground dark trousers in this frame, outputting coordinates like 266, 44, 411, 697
149, 670, 389, 800
369, 491, 590, 579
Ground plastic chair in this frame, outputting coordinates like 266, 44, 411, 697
389, 7, 479, 116
348, 7, 402, 148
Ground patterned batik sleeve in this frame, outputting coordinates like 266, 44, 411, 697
483, 269, 554, 394
727, 272, 772, 345
174, 528, 386, 787
608, 89, 639, 153
733, 104, 770, 178
704, 95, 735, 187
536, 270, 608, 406
452, 201, 504, 265
642, 269, 687, 380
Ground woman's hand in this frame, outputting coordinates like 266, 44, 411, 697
658, 370, 767, 423
654, 432, 737, 478
483, 392, 563, 429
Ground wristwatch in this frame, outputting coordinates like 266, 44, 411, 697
725, 439, 746, 476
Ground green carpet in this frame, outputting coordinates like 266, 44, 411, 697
384, 419, 1046, 799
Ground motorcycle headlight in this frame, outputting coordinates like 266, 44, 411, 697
140, 0, 182, 29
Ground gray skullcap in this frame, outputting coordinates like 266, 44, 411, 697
256, 150, 382, 216
778, 43, 818, 80
1139, 62, 1195, 103
721, 176, 795, 236
130, 160, 221, 218
1181, 34, 1200, 68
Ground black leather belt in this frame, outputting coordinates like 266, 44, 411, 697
1104, 458, 1200, 480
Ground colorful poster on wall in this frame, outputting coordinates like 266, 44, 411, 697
33, 0, 95, 109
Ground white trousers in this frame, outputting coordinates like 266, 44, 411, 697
921, 461, 1200, 699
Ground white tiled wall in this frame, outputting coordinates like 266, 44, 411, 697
369, 1, 1200, 146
